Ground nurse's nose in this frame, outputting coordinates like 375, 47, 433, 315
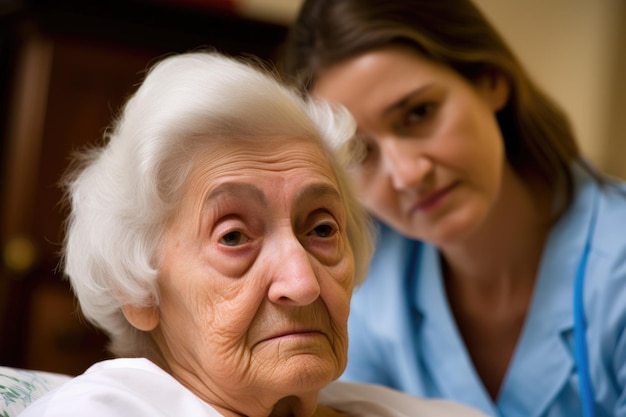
381, 140, 432, 190
267, 233, 321, 306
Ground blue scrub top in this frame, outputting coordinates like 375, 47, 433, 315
341, 170, 626, 417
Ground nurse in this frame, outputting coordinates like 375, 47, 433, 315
279, 0, 626, 416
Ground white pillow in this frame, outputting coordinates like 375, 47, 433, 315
0, 366, 71, 416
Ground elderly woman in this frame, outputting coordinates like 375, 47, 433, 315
20, 51, 486, 417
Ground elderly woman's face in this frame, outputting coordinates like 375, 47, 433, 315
146, 136, 354, 412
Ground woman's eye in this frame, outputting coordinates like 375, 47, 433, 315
311, 223, 336, 238
406, 102, 435, 125
219, 231, 249, 246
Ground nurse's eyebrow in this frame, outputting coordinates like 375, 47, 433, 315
382, 83, 435, 117
206, 182, 268, 207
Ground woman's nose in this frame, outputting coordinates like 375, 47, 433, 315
381, 140, 432, 190
267, 234, 321, 306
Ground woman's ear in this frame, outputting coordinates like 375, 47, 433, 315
478, 69, 511, 112
122, 304, 160, 331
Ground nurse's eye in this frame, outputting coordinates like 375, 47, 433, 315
219, 230, 250, 246
406, 102, 436, 125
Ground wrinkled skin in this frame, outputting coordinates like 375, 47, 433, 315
123, 136, 355, 417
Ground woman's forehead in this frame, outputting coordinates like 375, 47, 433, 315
184, 136, 340, 202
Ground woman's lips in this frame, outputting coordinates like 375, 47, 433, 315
411, 182, 458, 212
257, 328, 326, 346
265, 330, 324, 341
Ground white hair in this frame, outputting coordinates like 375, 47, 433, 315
61, 50, 374, 357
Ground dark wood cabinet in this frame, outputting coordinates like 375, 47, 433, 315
0, 0, 289, 375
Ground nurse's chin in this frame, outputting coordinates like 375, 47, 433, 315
413, 207, 489, 248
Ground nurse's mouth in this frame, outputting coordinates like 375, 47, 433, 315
411, 182, 458, 212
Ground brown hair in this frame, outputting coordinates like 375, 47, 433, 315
280, 0, 600, 219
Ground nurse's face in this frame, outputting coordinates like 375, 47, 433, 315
313, 46, 510, 246
140, 135, 354, 415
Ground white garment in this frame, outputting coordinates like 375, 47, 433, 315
19, 358, 486, 416
320, 381, 488, 417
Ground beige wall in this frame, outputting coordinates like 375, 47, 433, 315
603, 4, 626, 180
473, 0, 626, 179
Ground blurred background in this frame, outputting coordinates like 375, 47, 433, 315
0, 0, 624, 376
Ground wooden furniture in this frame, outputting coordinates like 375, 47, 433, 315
0, 0, 288, 375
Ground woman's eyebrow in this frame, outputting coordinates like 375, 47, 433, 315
294, 183, 342, 205
206, 182, 268, 207
204, 182, 341, 209
383, 83, 435, 117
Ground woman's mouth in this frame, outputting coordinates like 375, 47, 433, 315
411, 182, 458, 212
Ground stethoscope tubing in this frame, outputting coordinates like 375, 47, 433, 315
574, 192, 599, 417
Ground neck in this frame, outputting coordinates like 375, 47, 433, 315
268, 395, 320, 417
440, 167, 552, 290
208, 388, 322, 417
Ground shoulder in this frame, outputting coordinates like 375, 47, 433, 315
19, 358, 220, 417
566, 172, 626, 258
577, 178, 626, 338
596, 180, 626, 229
319, 381, 488, 417
589, 179, 626, 264
568, 176, 626, 295
575, 167, 626, 223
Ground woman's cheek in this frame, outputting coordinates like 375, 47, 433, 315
206, 245, 258, 279
334, 239, 356, 289
323, 252, 356, 317
336, 255, 355, 293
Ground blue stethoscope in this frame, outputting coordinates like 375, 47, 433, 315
574, 191, 598, 417
406, 193, 598, 417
